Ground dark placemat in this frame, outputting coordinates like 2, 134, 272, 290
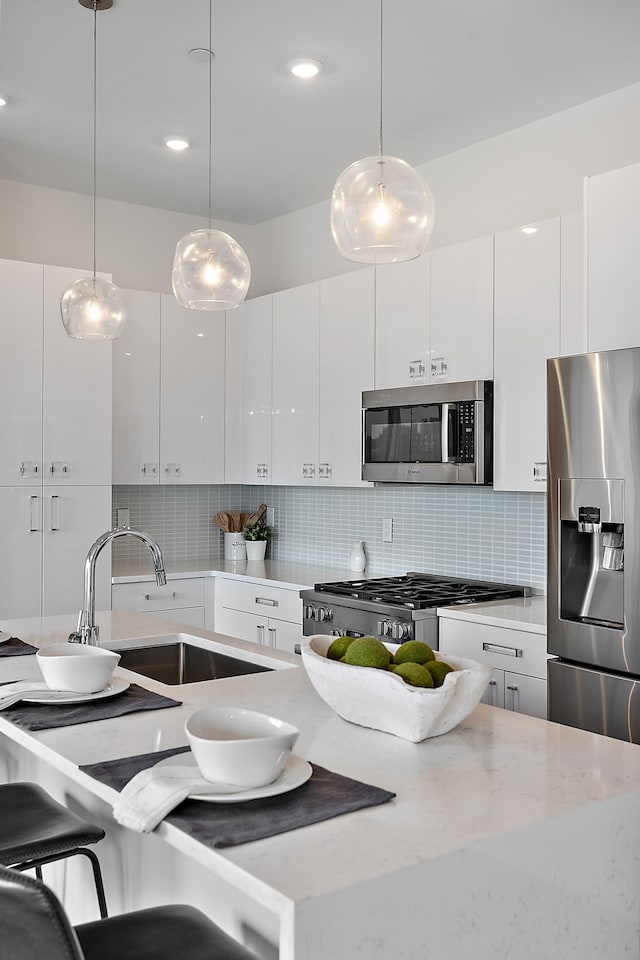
5, 684, 182, 731
81, 746, 396, 848
0, 636, 38, 657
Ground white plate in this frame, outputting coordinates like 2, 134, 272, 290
156, 752, 313, 803
23, 677, 130, 705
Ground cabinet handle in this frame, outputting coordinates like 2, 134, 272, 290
268, 627, 276, 647
49, 495, 60, 531
144, 591, 177, 601
482, 641, 522, 658
506, 683, 519, 711
28, 495, 39, 532
257, 625, 265, 644
255, 597, 278, 607
486, 678, 498, 707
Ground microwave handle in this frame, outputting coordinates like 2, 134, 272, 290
441, 403, 453, 463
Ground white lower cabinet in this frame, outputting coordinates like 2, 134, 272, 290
214, 577, 303, 654
438, 616, 548, 720
111, 578, 205, 629
0, 485, 111, 620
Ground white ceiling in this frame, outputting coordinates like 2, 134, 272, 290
1, 0, 639, 225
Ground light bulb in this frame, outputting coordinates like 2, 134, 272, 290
172, 228, 251, 310
60, 276, 127, 340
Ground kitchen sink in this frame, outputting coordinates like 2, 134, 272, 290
117, 640, 273, 685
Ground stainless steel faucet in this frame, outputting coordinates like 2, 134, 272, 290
69, 527, 166, 646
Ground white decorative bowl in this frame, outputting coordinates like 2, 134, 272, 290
185, 707, 299, 787
300, 636, 492, 742
36, 642, 120, 694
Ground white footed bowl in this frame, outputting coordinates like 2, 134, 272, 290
300, 636, 492, 742
36, 642, 120, 694
185, 706, 299, 787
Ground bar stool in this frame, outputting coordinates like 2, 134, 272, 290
0, 782, 108, 918
0, 862, 256, 960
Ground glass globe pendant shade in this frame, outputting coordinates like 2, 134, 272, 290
60, 275, 127, 341
330, 155, 435, 264
172, 228, 251, 310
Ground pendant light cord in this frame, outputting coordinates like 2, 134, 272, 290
378, 0, 384, 158
208, 0, 213, 229
92, 1, 98, 278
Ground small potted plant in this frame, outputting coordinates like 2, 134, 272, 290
242, 519, 272, 561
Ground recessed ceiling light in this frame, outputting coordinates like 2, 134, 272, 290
164, 137, 190, 152
287, 58, 323, 79
0, 97, 8, 108
521, 225, 538, 235
188, 47, 213, 63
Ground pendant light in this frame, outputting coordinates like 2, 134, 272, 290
60, 0, 127, 341
172, 1, 250, 310
330, 0, 435, 264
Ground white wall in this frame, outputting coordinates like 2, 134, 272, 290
1, 82, 640, 297
0, 179, 262, 295
256, 82, 640, 294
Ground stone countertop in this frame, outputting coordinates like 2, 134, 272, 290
112, 558, 359, 591
437, 594, 547, 634
0, 609, 638, 959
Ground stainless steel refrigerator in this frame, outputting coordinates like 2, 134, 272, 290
547, 346, 640, 742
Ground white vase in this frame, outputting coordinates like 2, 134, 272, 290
224, 531, 246, 561
349, 541, 366, 572
245, 539, 267, 561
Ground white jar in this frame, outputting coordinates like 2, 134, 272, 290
349, 541, 366, 572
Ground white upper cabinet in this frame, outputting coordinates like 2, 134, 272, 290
429, 236, 494, 383
585, 161, 640, 352
375, 257, 430, 388
272, 282, 320, 485
43, 265, 112, 485
493, 218, 562, 492
242, 294, 273, 484
224, 308, 244, 484
113, 290, 225, 484
0, 259, 43, 487
319, 269, 375, 486
160, 294, 225, 484
112, 289, 161, 484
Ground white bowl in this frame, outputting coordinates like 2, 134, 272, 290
185, 707, 299, 788
36, 642, 120, 694
300, 636, 492, 743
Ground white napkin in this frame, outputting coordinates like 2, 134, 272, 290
0, 680, 76, 710
112, 762, 243, 832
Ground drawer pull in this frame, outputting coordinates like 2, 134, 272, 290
506, 683, 519, 711
482, 641, 522, 658
255, 597, 278, 607
268, 627, 276, 647
144, 591, 177, 601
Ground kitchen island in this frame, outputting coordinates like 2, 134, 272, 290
1, 610, 639, 960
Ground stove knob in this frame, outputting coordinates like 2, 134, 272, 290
391, 621, 411, 641
377, 619, 392, 637
318, 606, 333, 623
304, 604, 317, 620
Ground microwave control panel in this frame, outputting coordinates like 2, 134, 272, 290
458, 402, 475, 462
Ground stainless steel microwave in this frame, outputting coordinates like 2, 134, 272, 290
362, 380, 493, 484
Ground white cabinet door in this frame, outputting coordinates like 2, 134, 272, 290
160, 294, 225, 484
493, 218, 561, 491
0, 487, 43, 618
41, 484, 112, 617
272, 282, 320, 485
504, 670, 547, 720
586, 161, 640, 352
482, 668, 505, 710
429, 236, 494, 383
43, 266, 112, 485
375, 257, 430, 388
214, 605, 268, 646
268, 618, 302, 654
224, 310, 244, 484
242, 294, 273, 484
112, 289, 161, 484
319, 269, 375, 487
0, 260, 43, 487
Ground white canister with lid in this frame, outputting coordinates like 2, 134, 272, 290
349, 541, 366, 572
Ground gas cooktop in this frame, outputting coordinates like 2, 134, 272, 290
311, 573, 528, 610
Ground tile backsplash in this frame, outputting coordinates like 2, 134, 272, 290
112, 484, 546, 591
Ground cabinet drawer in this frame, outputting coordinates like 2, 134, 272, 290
112, 577, 204, 613
217, 577, 302, 623
438, 618, 548, 679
